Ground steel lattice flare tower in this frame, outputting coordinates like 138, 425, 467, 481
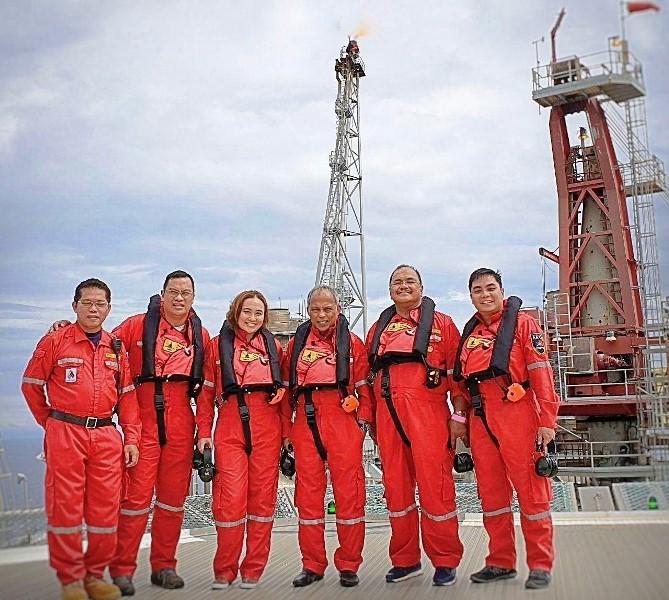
315, 40, 367, 332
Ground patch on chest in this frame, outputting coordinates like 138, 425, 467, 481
386, 322, 413, 333
301, 348, 328, 363
530, 333, 546, 355
162, 338, 185, 353
240, 350, 260, 362
466, 336, 493, 349
65, 367, 77, 383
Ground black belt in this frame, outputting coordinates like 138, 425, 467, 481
297, 388, 328, 461
380, 365, 411, 447
49, 410, 114, 429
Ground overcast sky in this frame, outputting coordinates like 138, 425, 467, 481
1, 0, 667, 431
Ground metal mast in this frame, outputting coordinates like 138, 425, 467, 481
315, 39, 367, 332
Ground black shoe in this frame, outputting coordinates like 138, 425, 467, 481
112, 576, 135, 596
292, 570, 323, 587
525, 570, 551, 589
339, 571, 359, 587
385, 563, 423, 583
432, 567, 456, 586
150, 569, 185, 589
470, 565, 518, 583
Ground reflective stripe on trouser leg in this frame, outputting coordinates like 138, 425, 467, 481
470, 414, 517, 570
520, 508, 554, 571
149, 418, 194, 573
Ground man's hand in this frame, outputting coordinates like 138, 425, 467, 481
197, 437, 212, 453
536, 427, 556, 450
282, 437, 292, 450
449, 420, 468, 447
124, 444, 139, 467
48, 319, 71, 334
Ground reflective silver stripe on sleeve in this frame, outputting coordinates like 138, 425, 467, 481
420, 508, 458, 522
388, 502, 417, 518
483, 506, 513, 518
203, 380, 215, 388
57, 358, 84, 366
120, 506, 151, 516
247, 514, 274, 523
523, 510, 552, 521
154, 500, 184, 512
215, 517, 247, 528
87, 525, 117, 534
298, 517, 326, 525
527, 361, 551, 371
120, 384, 135, 394
22, 377, 46, 385
336, 515, 365, 525
47, 524, 83, 534
136, 341, 143, 347
354, 379, 368, 388
446, 369, 454, 375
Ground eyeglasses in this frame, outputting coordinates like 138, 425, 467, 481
390, 279, 420, 288
78, 300, 109, 309
164, 289, 194, 299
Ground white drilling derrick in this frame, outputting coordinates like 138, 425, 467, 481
315, 39, 368, 332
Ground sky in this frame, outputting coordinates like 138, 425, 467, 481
1, 0, 668, 432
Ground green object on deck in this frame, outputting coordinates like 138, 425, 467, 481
648, 496, 658, 510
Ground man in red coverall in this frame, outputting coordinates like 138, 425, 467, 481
22, 278, 140, 600
283, 285, 372, 588
366, 264, 467, 587
455, 268, 558, 590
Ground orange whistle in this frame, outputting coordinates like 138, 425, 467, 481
506, 383, 526, 402
341, 395, 359, 413
268, 387, 286, 405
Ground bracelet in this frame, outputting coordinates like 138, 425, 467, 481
451, 413, 467, 424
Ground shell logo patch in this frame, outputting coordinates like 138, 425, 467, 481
302, 348, 328, 363
240, 350, 260, 362
163, 338, 185, 353
466, 336, 492, 349
387, 322, 413, 333
531, 333, 546, 355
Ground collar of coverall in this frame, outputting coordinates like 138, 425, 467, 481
312, 323, 336, 342
159, 300, 194, 331
475, 298, 509, 327
72, 321, 111, 347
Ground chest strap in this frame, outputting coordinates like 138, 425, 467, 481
294, 387, 333, 461
380, 365, 411, 447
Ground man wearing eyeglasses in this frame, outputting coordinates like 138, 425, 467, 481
366, 265, 467, 587
22, 278, 140, 600
107, 270, 211, 595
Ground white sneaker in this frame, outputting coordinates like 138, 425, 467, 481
239, 579, 258, 589
212, 580, 230, 590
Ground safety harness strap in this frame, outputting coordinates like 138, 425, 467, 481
301, 389, 327, 461
380, 364, 411, 447
154, 378, 167, 446
236, 391, 253, 456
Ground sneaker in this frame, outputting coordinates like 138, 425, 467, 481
239, 578, 258, 589
385, 563, 423, 583
470, 565, 518, 583
211, 580, 231, 590
62, 582, 88, 600
112, 576, 135, 597
433, 567, 457, 586
83, 575, 121, 600
150, 569, 184, 589
525, 570, 551, 589
339, 571, 360, 587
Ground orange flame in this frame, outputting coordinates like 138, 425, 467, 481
351, 19, 372, 39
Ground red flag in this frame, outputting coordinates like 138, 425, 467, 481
627, 2, 661, 13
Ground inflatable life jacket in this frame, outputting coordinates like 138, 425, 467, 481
288, 314, 351, 396
218, 321, 282, 395
135, 294, 205, 446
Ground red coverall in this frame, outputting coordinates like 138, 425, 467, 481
458, 305, 559, 572
282, 328, 372, 576
366, 308, 464, 569
110, 309, 210, 578
197, 331, 287, 584
22, 323, 140, 585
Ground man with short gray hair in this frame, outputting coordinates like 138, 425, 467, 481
282, 286, 372, 588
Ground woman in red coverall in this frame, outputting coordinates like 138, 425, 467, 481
457, 268, 558, 590
196, 291, 289, 590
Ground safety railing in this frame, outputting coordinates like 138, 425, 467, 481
561, 366, 637, 400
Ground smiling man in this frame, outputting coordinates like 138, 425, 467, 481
22, 278, 140, 600
453, 268, 559, 590
366, 265, 467, 587
283, 285, 372, 589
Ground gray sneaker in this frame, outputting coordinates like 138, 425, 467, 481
525, 570, 551, 589
112, 576, 135, 597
